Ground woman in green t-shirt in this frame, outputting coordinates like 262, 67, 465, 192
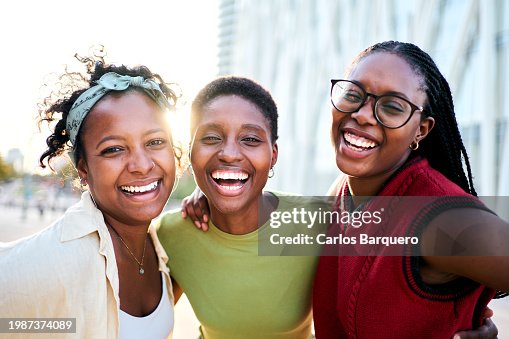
156, 76, 318, 339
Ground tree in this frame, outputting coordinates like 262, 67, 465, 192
0, 155, 16, 181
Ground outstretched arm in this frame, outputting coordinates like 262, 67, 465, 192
421, 207, 509, 292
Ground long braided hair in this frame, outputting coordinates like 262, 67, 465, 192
352, 41, 509, 298
350, 41, 477, 196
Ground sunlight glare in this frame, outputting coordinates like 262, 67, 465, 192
168, 106, 191, 147
0, 0, 218, 174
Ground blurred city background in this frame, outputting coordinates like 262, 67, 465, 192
0, 0, 507, 337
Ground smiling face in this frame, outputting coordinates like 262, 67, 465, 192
190, 94, 278, 217
77, 90, 176, 228
331, 52, 434, 193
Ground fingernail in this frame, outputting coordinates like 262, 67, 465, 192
194, 221, 202, 228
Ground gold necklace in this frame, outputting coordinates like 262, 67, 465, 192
107, 223, 148, 275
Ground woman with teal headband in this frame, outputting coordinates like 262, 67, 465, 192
0, 54, 180, 338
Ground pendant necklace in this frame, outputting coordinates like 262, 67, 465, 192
107, 223, 148, 275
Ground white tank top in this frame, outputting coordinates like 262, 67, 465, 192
118, 272, 174, 339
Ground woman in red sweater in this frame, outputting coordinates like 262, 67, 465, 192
312, 41, 509, 338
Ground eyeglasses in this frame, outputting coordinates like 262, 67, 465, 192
330, 79, 424, 129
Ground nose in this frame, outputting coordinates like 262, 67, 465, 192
350, 96, 378, 126
127, 147, 155, 174
218, 139, 242, 163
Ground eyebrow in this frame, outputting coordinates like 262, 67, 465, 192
381, 91, 414, 99
95, 128, 166, 149
198, 122, 223, 131
349, 79, 415, 99
197, 122, 268, 135
241, 124, 267, 134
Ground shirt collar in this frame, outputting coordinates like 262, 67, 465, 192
59, 191, 169, 269
149, 225, 169, 271
60, 191, 106, 242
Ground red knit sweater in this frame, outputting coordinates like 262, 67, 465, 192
312, 157, 496, 338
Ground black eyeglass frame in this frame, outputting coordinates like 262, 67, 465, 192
330, 79, 424, 129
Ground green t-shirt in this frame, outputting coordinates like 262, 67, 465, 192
155, 193, 321, 339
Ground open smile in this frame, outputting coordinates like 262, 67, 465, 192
120, 180, 160, 195
210, 169, 250, 193
337, 129, 381, 160
343, 131, 378, 151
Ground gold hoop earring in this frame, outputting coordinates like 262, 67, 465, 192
79, 177, 88, 189
409, 141, 419, 151
268, 167, 275, 178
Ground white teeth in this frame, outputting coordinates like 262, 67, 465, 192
220, 185, 243, 191
211, 170, 249, 180
211, 170, 249, 192
121, 180, 159, 193
344, 132, 377, 148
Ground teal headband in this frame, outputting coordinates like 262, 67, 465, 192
66, 72, 172, 146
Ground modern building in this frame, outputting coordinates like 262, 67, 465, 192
6, 148, 23, 174
217, 0, 509, 200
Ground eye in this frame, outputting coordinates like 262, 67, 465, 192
100, 146, 123, 155
147, 138, 167, 147
342, 90, 363, 103
378, 97, 407, 115
241, 136, 262, 145
201, 135, 222, 144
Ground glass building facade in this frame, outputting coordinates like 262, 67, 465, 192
217, 0, 509, 200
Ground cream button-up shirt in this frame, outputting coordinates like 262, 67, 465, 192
0, 191, 173, 338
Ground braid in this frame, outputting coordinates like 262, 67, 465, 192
355, 41, 477, 195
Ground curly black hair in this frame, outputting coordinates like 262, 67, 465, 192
190, 76, 278, 143
38, 51, 181, 171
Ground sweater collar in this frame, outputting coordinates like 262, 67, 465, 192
339, 156, 428, 198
